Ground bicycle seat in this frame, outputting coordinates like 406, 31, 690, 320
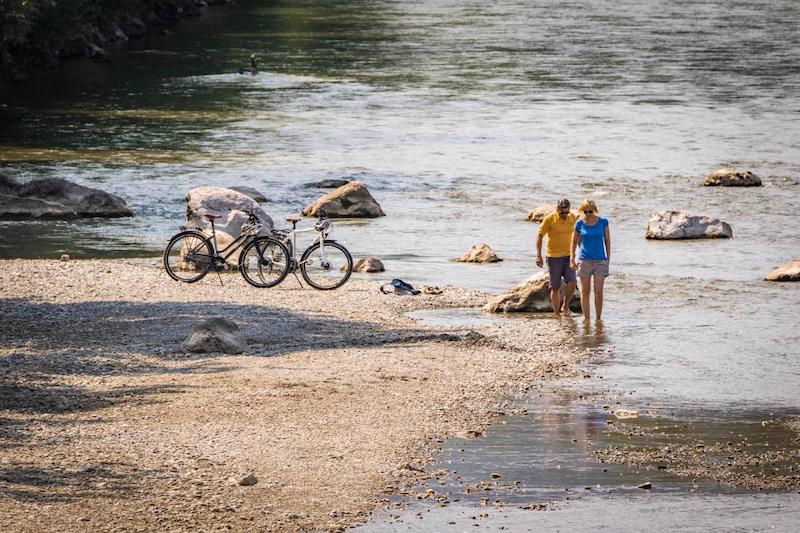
204, 210, 225, 221
286, 215, 301, 223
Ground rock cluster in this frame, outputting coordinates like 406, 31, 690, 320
302, 181, 384, 218
765, 260, 800, 282
484, 273, 581, 313
226, 186, 267, 203
703, 168, 762, 187
456, 244, 502, 263
645, 211, 732, 239
0, 176, 133, 220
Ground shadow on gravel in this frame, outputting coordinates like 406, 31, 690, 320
0, 461, 149, 503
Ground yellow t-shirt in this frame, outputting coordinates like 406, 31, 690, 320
538, 211, 576, 258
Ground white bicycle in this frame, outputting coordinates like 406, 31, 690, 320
271, 215, 353, 290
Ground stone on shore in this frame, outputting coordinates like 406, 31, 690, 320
484, 272, 581, 313
227, 186, 268, 203
526, 204, 555, 223
645, 211, 732, 239
703, 168, 762, 187
182, 318, 246, 354
186, 187, 274, 264
352, 257, 385, 273
765, 260, 800, 282
456, 244, 502, 263
301, 181, 385, 218
303, 179, 351, 189
0, 176, 133, 219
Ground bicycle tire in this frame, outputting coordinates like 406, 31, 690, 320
239, 236, 291, 288
163, 230, 214, 283
300, 240, 353, 290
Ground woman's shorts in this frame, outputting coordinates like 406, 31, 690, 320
577, 259, 609, 278
546, 256, 576, 289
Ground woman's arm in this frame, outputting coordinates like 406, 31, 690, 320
604, 224, 611, 263
570, 230, 580, 271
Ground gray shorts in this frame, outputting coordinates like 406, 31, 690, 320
546, 256, 576, 289
577, 259, 609, 279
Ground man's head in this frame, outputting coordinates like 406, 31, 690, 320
556, 198, 571, 219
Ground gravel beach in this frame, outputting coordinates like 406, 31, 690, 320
0, 259, 591, 531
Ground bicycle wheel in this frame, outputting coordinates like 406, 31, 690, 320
163, 230, 214, 283
300, 240, 353, 290
239, 236, 291, 288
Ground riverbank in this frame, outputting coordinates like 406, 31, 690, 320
0, 0, 233, 85
0, 258, 593, 531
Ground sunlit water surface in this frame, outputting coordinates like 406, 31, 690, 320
1, 0, 799, 526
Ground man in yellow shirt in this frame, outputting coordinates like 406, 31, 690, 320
536, 198, 577, 314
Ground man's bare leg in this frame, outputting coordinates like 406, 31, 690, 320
550, 288, 560, 315
561, 281, 576, 314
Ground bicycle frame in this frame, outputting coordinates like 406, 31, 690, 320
203, 219, 254, 262
275, 224, 328, 266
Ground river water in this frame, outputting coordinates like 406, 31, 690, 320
1, 0, 799, 527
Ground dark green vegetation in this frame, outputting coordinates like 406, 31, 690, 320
0, 0, 231, 83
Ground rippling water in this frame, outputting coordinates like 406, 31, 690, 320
1, 0, 799, 410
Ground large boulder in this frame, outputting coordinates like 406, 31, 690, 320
185, 187, 274, 265
352, 257, 385, 273
182, 318, 246, 354
301, 181, 384, 218
526, 204, 555, 223
645, 211, 732, 239
0, 196, 79, 220
484, 273, 581, 313
0, 177, 133, 219
703, 168, 762, 187
456, 244, 502, 263
765, 261, 800, 282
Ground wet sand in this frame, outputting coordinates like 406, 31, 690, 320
0, 259, 591, 532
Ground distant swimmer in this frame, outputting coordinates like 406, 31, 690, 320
238, 54, 260, 75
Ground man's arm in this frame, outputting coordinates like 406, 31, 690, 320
570, 230, 580, 271
535, 233, 544, 268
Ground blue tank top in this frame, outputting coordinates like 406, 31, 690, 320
575, 217, 608, 260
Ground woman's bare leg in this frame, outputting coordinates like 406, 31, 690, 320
579, 277, 591, 320
593, 275, 605, 320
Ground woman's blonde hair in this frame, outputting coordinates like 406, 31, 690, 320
577, 198, 599, 214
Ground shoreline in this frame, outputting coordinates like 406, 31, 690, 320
0, 258, 592, 531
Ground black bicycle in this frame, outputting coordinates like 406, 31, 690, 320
163, 209, 291, 287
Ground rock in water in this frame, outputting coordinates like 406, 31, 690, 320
352, 257, 385, 273
645, 211, 732, 239
0, 176, 133, 219
226, 186, 268, 203
526, 204, 555, 223
182, 318, 246, 354
456, 244, 503, 263
703, 168, 762, 187
185, 187, 274, 265
484, 272, 581, 313
301, 181, 385, 218
303, 179, 351, 189
765, 260, 800, 282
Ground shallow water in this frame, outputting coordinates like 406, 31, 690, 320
1, 0, 799, 524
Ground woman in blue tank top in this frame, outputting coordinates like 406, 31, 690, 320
569, 198, 611, 320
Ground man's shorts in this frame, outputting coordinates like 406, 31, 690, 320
577, 259, 609, 279
546, 256, 576, 289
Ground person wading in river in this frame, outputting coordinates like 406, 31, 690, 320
570, 198, 611, 321
536, 198, 577, 315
